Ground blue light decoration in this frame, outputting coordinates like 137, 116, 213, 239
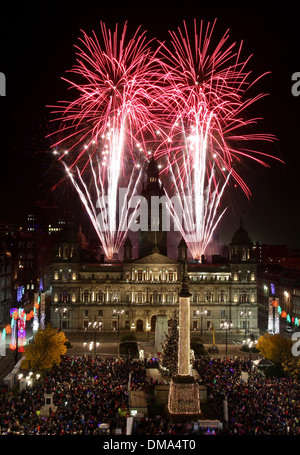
270, 283, 275, 295
39, 278, 43, 291
17, 286, 24, 302
287, 314, 291, 324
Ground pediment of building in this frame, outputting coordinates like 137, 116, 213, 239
133, 252, 179, 265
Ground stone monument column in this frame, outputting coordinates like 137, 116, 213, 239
168, 260, 201, 415
178, 289, 191, 376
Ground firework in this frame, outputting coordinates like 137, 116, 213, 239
64, 157, 144, 260
49, 22, 163, 258
49, 21, 162, 171
155, 19, 280, 260
49, 19, 282, 262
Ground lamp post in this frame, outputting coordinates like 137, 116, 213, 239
84, 319, 102, 358
196, 309, 207, 337
113, 308, 124, 336
146, 323, 151, 337
220, 321, 233, 358
240, 310, 251, 337
243, 336, 257, 362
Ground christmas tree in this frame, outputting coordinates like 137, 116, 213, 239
160, 310, 179, 378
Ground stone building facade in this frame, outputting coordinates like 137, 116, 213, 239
50, 220, 258, 338
50, 158, 258, 338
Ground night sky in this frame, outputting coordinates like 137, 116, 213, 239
0, 0, 300, 248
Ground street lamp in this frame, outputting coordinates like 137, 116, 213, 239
196, 309, 207, 337
113, 308, 124, 336
146, 323, 151, 337
130, 323, 136, 332
240, 310, 251, 337
243, 337, 258, 362
220, 321, 233, 358
84, 319, 102, 357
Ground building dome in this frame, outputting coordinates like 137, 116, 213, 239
231, 220, 252, 245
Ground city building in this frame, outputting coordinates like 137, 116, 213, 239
50, 161, 259, 338
0, 242, 14, 324
257, 264, 300, 327
253, 243, 300, 271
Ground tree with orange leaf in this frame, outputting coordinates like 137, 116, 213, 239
21, 324, 68, 373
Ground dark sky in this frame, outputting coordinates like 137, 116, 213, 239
0, 0, 299, 248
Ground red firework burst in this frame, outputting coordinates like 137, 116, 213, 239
48, 21, 163, 173
155, 18, 282, 198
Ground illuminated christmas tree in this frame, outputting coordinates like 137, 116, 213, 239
160, 310, 179, 378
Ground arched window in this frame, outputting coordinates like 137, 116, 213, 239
218, 291, 226, 303
97, 291, 105, 303
82, 290, 90, 302
205, 291, 213, 303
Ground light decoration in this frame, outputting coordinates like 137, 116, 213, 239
277, 305, 282, 315
268, 297, 279, 334
33, 293, 40, 333
40, 292, 46, 330
9, 307, 32, 352
16, 286, 24, 303
168, 262, 201, 415
0, 328, 6, 356
281, 310, 287, 319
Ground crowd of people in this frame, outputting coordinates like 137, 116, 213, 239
0, 354, 298, 435
194, 357, 300, 435
0, 356, 159, 435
